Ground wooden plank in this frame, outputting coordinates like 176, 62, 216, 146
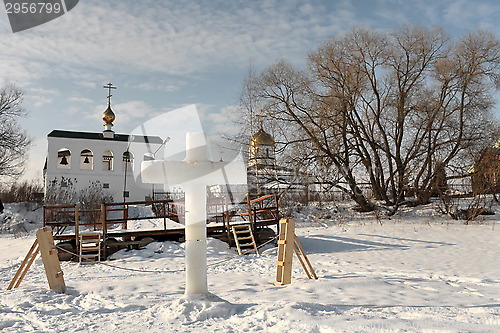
294, 235, 318, 280
274, 223, 286, 285
36, 227, 66, 293
12, 242, 40, 289
293, 246, 312, 279
275, 218, 295, 286
232, 225, 243, 255
249, 194, 274, 203
275, 219, 317, 286
7, 240, 39, 290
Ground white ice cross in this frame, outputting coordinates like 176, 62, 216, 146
141, 132, 246, 296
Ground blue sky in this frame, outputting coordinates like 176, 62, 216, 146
1, 0, 500, 181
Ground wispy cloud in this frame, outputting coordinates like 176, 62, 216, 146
31, 96, 52, 107
204, 104, 242, 136
1, 0, 499, 89
444, 0, 500, 30
0, 0, 354, 85
132, 82, 182, 93
29, 87, 59, 94
68, 97, 93, 103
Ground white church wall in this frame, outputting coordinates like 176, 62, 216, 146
45, 135, 165, 203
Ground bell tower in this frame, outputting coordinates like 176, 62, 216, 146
248, 116, 275, 168
248, 116, 276, 194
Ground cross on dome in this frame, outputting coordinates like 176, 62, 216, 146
102, 83, 117, 127
103, 82, 116, 106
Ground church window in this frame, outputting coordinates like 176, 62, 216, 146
57, 148, 71, 169
102, 150, 113, 171
80, 149, 93, 170
122, 151, 134, 172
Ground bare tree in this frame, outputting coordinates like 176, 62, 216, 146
251, 60, 374, 211
0, 85, 31, 178
243, 26, 500, 212
410, 30, 500, 203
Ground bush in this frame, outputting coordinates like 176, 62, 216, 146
78, 181, 113, 209
0, 180, 44, 203
44, 177, 77, 205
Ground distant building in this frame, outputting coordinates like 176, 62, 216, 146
246, 120, 309, 197
470, 139, 500, 195
43, 84, 165, 203
247, 121, 278, 195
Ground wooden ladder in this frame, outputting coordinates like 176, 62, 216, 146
79, 231, 103, 265
232, 224, 259, 255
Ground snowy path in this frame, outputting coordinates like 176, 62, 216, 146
1, 220, 499, 332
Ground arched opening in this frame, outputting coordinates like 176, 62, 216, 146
80, 149, 94, 170
102, 150, 113, 171
57, 148, 71, 169
123, 151, 134, 172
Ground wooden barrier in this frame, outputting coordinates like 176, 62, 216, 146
7, 227, 66, 293
275, 219, 317, 286
37, 227, 66, 293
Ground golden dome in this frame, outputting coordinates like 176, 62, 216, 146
250, 128, 274, 147
102, 105, 115, 125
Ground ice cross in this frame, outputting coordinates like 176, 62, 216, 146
141, 132, 246, 296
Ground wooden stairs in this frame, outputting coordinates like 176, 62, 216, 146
231, 224, 258, 255
79, 232, 103, 265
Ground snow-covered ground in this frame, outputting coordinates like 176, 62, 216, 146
0, 202, 499, 332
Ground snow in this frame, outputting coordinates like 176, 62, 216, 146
112, 205, 184, 231
1, 202, 500, 332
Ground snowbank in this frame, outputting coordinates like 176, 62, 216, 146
0, 203, 43, 235
0, 202, 499, 332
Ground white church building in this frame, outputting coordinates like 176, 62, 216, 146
44, 84, 165, 203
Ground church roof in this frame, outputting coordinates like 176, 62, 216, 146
47, 130, 163, 144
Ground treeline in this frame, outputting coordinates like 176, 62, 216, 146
0, 180, 44, 203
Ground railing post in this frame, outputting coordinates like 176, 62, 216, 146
101, 204, 107, 235
93, 208, 97, 231
101, 203, 107, 258
123, 204, 128, 229
246, 193, 253, 224
163, 200, 167, 230
275, 194, 280, 235
74, 205, 79, 250
224, 197, 232, 244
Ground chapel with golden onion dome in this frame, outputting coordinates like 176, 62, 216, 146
43, 83, 165, 203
